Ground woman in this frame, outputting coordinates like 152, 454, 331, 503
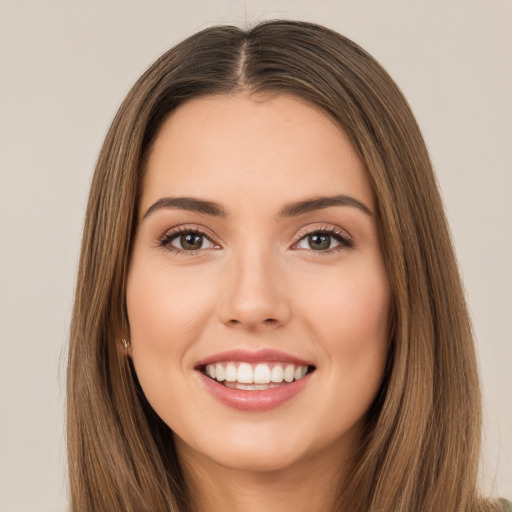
67, 20, 510, 512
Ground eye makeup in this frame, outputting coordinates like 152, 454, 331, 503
157, 222, 354, 256
292, 224, 354, 253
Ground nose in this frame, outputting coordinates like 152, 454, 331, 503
218, 248, 291, 331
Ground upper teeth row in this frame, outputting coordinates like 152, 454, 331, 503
205, 362, 308, 384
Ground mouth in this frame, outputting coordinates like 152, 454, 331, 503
195, 349, 316, 411
199, 361, 316, 391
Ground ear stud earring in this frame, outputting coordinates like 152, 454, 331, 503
121, 338, 130, 349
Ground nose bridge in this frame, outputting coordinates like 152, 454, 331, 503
219, 237, 289, 329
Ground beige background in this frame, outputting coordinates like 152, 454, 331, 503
0, 1, 510, 510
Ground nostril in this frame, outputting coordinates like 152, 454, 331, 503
226, 318, 278, 327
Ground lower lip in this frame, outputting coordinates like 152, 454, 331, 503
198, 371, 312, 412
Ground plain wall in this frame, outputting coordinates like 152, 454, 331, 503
0, 1, 510, 510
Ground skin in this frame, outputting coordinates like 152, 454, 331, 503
126, 93, 391, 512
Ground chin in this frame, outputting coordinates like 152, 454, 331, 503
174, 419, 359, 476
189, 442, 310, 474
221, 444, 305, 473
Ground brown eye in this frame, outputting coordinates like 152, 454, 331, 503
294, 229, 353, 252
179, 233, 205, 251
161, 230, 216, 252
307, 234, 331, 250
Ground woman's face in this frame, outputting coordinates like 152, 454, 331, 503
126, 93, 391, 474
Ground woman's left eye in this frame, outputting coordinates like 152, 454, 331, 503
294, 230, 353, 252
160, 230, 216, 252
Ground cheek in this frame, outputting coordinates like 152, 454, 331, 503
301, 265, 391, 368
321, 271, 391, 421
125, 259, 217, 422
126, 259, 213, 347
125, 257, 218, 405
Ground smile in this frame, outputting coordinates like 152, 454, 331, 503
195, 350, 316, 411
202, 361, 311, 390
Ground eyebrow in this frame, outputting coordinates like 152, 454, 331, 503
142, 194, 373, 220
143, 197, 227, 219
277, 195, 373, 217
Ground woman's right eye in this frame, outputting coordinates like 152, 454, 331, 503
160, 230, 216, 253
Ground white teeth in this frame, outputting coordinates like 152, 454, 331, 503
284, 364, 295, 383
254, 363, 271, 384
294, 365, 307, 380
224, 382, 280, 390
225, 363, 237, 382
270, 365, 284, 383
204, 361, 310, 387
215, 363, 225, 382
237, 363, 253, 384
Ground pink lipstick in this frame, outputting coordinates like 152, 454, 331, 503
195, 349, 315, 412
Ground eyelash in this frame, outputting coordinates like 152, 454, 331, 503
158, 226, 215, 255
158, 225, 353, 255
292, 225, 354, 253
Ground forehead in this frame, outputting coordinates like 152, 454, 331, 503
141, 93, 374, 214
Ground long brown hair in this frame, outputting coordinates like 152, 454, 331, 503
67, 20, 503, 511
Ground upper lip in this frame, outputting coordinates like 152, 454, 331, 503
195, 348, 314, 368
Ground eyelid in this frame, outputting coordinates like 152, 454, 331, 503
156, 223, 353, 254
158, 224, 222, 253
291, 224, 354, 251
293, 224, 352, 241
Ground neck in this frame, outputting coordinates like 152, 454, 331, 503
177, 439, 352, 512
